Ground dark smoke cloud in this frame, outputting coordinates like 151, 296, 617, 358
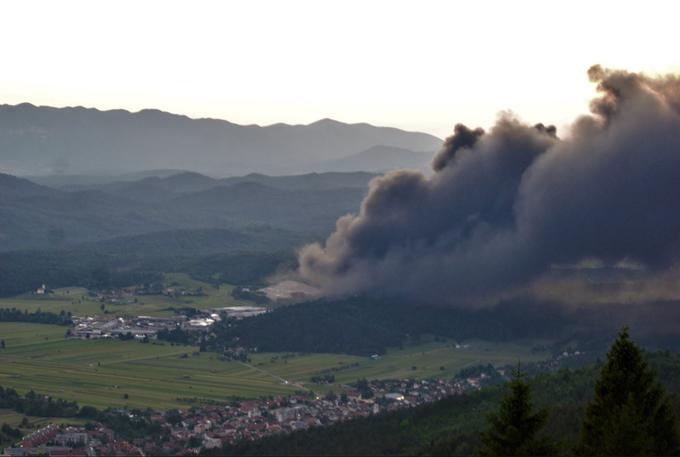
297, 66, 680, 306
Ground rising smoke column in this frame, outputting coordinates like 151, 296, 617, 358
298, 66, 680, 305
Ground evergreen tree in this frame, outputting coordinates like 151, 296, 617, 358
480, 367, 554, 456
577, 327, 680, 456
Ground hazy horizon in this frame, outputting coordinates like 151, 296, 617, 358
2, 0, 679, 137
0, 100, 445, 140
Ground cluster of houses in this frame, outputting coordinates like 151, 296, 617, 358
68, 299, 270, 341
69, 314, 221, 340
70, 315, 186, 340
69, 304, 269, 340
2, 424, 143, 457
88, 288, 138, 306
161, 286, 205, 298
2, 373, 493, 456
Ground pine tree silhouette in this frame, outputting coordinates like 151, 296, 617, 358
577, 327, 680, 456
480, 365, 555, 456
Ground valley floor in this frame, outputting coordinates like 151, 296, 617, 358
0, 322, 549, 409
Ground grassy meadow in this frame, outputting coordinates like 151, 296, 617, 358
254, 338, 550, 392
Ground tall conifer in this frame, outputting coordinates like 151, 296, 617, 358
578, 327, 680, 456
480, 367, 554, 456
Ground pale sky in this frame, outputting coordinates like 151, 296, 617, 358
1, 0, 678, 138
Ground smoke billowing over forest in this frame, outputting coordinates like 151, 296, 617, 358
297, 66, 680, 307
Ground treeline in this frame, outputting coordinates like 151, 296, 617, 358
214, 349, 680, 456
0, 387, 79, 417
0, 249, 162, 297
201, 297, 572, 356
0, 386, 165, 441
0, 308, 72, 325
157, 327, 194, 345
0, 247, 293, 297
0, 423, 21, 446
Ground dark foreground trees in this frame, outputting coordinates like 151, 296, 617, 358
577, 327, 680, 456
478, 327, 680, 456
479, 367, 554, 456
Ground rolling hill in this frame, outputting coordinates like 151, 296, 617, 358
0, 171, 369, 251
324, 145, 432, 172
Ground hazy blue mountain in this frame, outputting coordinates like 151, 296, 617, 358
26, 169, 188, 189
0, 103, 442, 176
218, 171, 377, 191
87, 172, 221, 201
27, 170, 376, 198
322, 145, 433, 172
168, 181, 367, 233
0, 172, 55, 200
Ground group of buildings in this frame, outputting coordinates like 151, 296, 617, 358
178, 377, 474, 446
68, 304, 268, 340
70, 315, 190, 340
2, 424, 143, 457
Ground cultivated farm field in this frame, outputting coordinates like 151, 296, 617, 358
255, 339, 550, 391
0, 323, 298, 409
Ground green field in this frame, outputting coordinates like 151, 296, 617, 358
0, 322, 550, 410
0, 323, 298, 409
255, 339, 549, 392
0, 274, 257, 318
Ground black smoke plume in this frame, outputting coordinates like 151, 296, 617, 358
297, 66, 680, 306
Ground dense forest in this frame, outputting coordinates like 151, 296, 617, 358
158, 295, 680, 358
202, 298, 576, 356
0, 245, 294, 297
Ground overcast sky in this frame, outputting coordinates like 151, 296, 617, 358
1, 0, 678, 137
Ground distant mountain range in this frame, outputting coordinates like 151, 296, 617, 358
0, 170, 374, 251
0, 103, 442, 176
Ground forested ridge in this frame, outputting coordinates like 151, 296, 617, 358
0, 247, 293, 297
